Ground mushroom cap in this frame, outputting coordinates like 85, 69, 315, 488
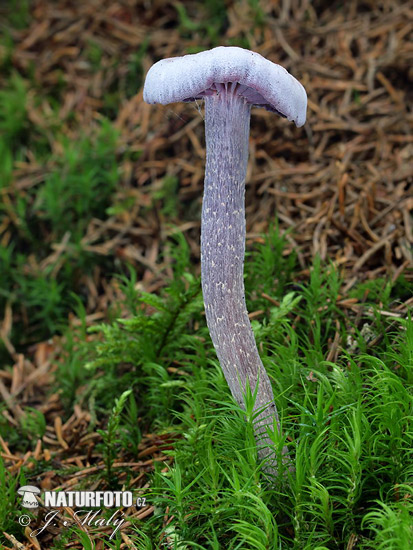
17, 485, 40, 494
143, 46, 307, 127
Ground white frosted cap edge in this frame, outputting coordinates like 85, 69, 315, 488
143, 46, 307, 127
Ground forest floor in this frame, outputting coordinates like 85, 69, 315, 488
0, 1, 412, 549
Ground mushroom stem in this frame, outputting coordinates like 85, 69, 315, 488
201, 84, 289, 478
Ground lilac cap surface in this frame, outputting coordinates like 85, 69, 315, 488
143, 46, 307, 127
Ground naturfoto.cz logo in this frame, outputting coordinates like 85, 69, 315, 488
44, 490, 143, 508
17, 486, 147, 540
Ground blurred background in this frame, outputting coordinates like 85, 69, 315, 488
0, 0, 411, 358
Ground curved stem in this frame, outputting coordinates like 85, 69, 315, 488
201, 85, 289, 478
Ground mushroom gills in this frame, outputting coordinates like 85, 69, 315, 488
183, 81, 287, 117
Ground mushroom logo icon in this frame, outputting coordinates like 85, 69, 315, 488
17, 486, 41, 508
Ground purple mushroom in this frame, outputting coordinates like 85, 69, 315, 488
144, 46, 307, 478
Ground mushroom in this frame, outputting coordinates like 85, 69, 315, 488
144, 46, 306, 478
17, 485, 40, 508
